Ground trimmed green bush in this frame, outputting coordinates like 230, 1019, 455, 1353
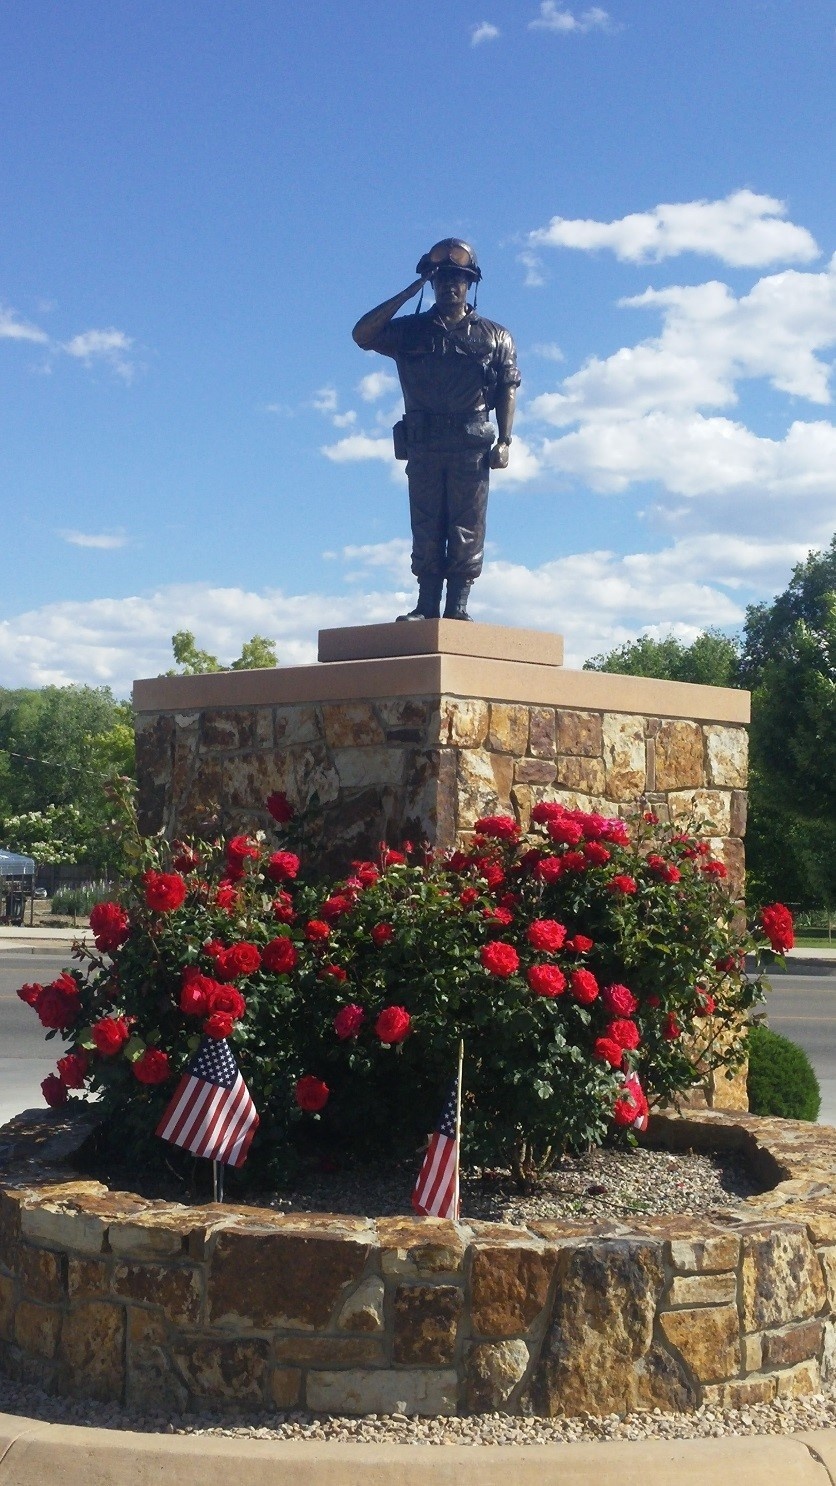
747, 1023, 821, 1121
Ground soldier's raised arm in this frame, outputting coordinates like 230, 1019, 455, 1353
352, 278, 425, 350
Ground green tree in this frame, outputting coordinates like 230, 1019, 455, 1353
168, 630, 278, 675
584, 630, 741, 687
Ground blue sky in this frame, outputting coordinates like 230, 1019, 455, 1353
2, 0, 836, 694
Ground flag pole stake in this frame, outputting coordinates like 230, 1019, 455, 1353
454, 1038, 464, 1221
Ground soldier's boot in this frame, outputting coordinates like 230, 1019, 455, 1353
443, 577, 474, 621
397, 577, 443, 621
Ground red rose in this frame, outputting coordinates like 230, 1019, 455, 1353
89, 901, 130, 953
561, 851, 587, 873
526, 919, 567, 953
305, 919, 331, 943
608, 874, 637, 895
36, 973, 81, 1030
480, 941, 520, 977
267, 851, 301, 883
526, 964, 567, 998
695, 992, 717, 1016
715, 952, 743, 974
334, 1003, 365, 1039
583, 841, 611, 866
295, 1074, 330, 1112
379, 846, 406, 868
57, 1050, 89, 1088
133, 1048, 171, 1085
478, 861, 505, 890
213, 941, 262, 981
207, 984, 246, 1019
214, 880, 240, 912
701, 860, 728, 878
602, 983, 638, 1016
375, 1005, 411, 1044
204, 1011, 234, 1039
262, 937, 299, 974
225, 835, 260, 874
371, 923, 394, 946
41, 1073, 68, 1108
266, 790, 295, 823
547, 817, 584, 846
91, 1015, 130, 1057
459, 887, 479, 908
171, 842, 200, 873
530, 801, 564, 825
474, 814, 520, 840
594, 1037, 624, 1068
16, 981, 43, 1008
614, 1078, 649, 1127
484, 905, 514, 925
143, 870, 187, 913
663, 1012, 682, 1040
607, 1018, 640, 1050
321, 893, 353, 921
180, 970, 216, 1017
320, 963, 348, 983
570, 968, 600, 1005
603, 819, 630, 846
272, 891, 296, 923
567, 934, 594, 954
761, 902, 794, 954
351, 861, 380, 887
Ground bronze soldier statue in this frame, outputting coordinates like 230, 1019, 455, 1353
352, 239, 520, 621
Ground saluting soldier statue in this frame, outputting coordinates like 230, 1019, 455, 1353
352, 239, 520, 621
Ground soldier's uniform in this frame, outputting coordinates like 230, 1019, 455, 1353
367, 306, 520, 584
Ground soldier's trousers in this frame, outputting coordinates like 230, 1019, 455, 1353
405, 446, 490, 580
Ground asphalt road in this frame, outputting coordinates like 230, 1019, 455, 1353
2, 952, 836, 1128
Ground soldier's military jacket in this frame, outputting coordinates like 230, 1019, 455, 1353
368, 306, 520, 417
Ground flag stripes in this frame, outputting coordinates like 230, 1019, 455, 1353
156, 1037, 259, 1169
412, 1074, 460, 1219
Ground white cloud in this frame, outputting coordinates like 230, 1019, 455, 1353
59, 531, 129, 550
531, 342, 565, 362
0, 306, 49, 344
61, 328, 134, 380
471, 20, 500, 44
529, 190, 820, 267
332, 410, 357, 427
358, 370, 398, 402
518, 250, 546, 287
322, 433, 396, 464
312, 385, 339, 414
529, 3, 615, 34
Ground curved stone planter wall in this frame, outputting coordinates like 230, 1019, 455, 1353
2, 1109, 836, 1418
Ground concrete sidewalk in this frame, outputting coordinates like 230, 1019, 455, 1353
0, 926, 89, 953
1, 1414, 836, 1486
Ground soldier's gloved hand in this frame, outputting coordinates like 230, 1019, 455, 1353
490, 441, 510, 470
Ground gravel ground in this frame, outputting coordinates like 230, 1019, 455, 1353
261, 1144, 762, 1224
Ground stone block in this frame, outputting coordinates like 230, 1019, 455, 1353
21, 1191, 141, 1255
528, 1240, 697, 1416
108, 1208, 222, 1261
470, 1245, 557, 1338
667, 789, 732, 836
67, 1256, 110, 1298
333, 746, 407, 791
306, 1367, 458, 1416
602, 715, 647, 802
322, 703, 385, 748
668, 1233, 741, 1273
376, 1218, 466, 1277
819, 1245, 836, 1307
731, 790, 748, 837
741, 1225, 827, 1330
0, 1273, 14, 1342
112, 1261, 201, 1326
528, 708, 556, 758
702, 1377, 777, 1408
666, 1272, 737, 1307
172, 1336, 270, 1405
18, 1244, 65, 1303
659, 1304, 740, 1383
774, 1359, 820, 1397
14, 1300, 62, 1360
554, 755, 606, 794
208, 1228, 371, 1329
392, 1283, 463, 1364
487, 703, 529, 755
761, 1319, 824, 1369
457, 749, 505, 829
705, 725, 748, 789
555, 711, 602, 758
376, 698, 431, 736
270, 1368, 301, 1408
200, 709, 256, 751
273, 1334, 383, 1366
59, 1300, 125, 1401
822, 1319, 836, 1384
465, 1339, 530, 1411
438, 698, 489, 748
743, 1333, 762, 1371
514, 757, 557, 786
273, 704, 322, 747
336, 1275, 385, 1332
126, 1307, 188, 1413
654, 721, 705, 791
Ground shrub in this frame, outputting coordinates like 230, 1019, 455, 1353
16, 797, 789, 1186
747, 1023, 821, 1121
50, 881, 118, 918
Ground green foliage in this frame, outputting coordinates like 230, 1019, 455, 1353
51, 881, 118, 917
168, 630, 278, 675
584, 630, 741, 687
747, 1023, 821, 1121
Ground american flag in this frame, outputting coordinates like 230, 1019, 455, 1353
156, 1037, 259, 1168
412, 1076, 460, 1219
623, 1071, 649, 1132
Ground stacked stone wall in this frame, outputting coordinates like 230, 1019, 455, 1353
135, 696, 748, 893
2, 1111, 835, 1418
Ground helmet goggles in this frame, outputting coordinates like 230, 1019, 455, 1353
416, 238, 481, 282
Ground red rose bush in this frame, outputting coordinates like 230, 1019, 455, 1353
16, 798, 786, 1183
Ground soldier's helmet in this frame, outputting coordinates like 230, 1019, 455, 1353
416, 239, 481, 283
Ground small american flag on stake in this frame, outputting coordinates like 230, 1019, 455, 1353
156, 1037, 259, 1170
411, 1042, 463, 1219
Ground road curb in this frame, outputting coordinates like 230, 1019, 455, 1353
1, 1413, 835, 1486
